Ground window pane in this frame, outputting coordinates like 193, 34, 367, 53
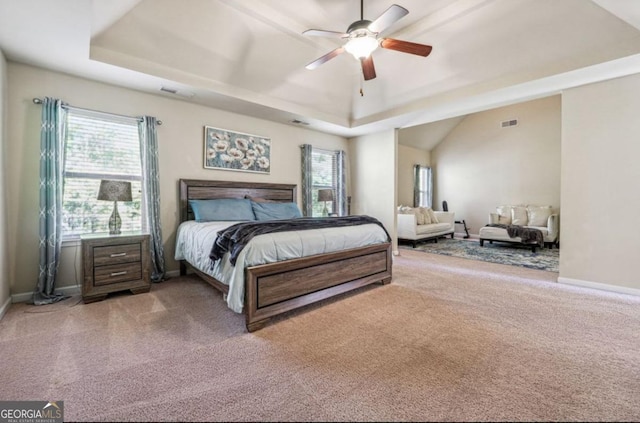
311, 150, 338, 217
65, 114, 141, 177
62, 178, 142, 237
418, 167, 431, 208
312, 188, 332, 216
62, 110, 144, 239
311, 151, 335, 188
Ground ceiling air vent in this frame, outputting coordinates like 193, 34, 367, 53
291, 119, 310, 126
501, 119, 518, 128
159, 86, 195, 98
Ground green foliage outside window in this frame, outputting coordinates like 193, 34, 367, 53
62, 112, 143, 238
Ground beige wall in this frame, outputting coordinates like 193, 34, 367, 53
396, 144, 430, 207
0, 50, 10, 316
7, 61, 637, 301
431, 96, 561, 236
348, 130, 397, 252
6, 63, 348, 297
560, 74, 640, 293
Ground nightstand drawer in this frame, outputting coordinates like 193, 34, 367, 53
94, 243, 141, 266
94, 262, 142, 286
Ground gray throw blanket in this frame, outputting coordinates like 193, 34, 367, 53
487, 224, 544, 247
210, 215, 390, 266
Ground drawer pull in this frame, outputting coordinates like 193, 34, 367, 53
110, 271, 128, 277
110, 252, 127, 257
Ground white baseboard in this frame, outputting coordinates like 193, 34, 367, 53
558, 277, 640, 297
11, 291, 32, 303
11, 284, 81, 304
0, 295, 11, 321
12, 271, 183, 304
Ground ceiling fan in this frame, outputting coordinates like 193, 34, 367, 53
303, 1, 432, 81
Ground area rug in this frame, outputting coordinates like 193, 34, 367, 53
402, 238, 559, 272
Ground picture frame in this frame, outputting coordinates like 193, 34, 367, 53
203, 126, 271, 174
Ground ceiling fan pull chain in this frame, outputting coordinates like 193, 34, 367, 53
361, 0, 364, 21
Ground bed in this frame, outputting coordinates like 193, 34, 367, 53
176, 179, 392, 332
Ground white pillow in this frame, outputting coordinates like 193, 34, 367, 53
418, 207, 432, 225
527, 205, 552, 227
511, 206, 528, 226
401, 207, 423, 224
496, 205, 512, 225
426, 208, 438, 224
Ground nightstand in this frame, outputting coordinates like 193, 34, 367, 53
81, 232, 151, 303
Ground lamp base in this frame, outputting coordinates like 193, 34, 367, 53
322, 202, 329, 217
108, 201, 122, 235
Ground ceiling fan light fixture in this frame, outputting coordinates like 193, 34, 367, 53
303, 3, 431, 80
344, 34, 379, 59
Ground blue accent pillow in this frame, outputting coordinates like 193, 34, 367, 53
251, 201, 302, 221
189, 199, 256, 222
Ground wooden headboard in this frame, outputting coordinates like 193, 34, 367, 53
179, 179, 297, 222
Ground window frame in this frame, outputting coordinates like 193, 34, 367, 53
415, 165, 432, 208
61, 108, 146, 241
310, 148, 341, 217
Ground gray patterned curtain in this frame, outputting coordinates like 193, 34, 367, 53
34, 97, 68, 305
300, 144, 313, 217
336, 150, 347, 216
413, 165, 420, 207
138, 116, 166, 282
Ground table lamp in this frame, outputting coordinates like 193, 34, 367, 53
317, 189, 334, 217
97, 180, 132, 235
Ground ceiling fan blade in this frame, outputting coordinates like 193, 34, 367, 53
305, 47, 345, 70
303, 29, 348, 38
380, 38, 432, 57
360, 56, 376, 81
367, 4, 409, 34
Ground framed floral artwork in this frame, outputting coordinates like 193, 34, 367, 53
203, 126, 271, 174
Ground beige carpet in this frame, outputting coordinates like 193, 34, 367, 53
1, 250, 639, 422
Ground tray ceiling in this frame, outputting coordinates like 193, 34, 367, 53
2, 0, 640, 137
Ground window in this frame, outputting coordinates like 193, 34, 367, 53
311, 148, 341, 217
62, 109, 144, 239
414, 165, 432, 208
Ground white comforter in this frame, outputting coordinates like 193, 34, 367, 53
174, 220, 388, 313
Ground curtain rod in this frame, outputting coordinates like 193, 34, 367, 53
32, 98, 162, 125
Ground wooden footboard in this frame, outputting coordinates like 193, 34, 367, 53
181, 242, 392, 332
245, 242, 392, 331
